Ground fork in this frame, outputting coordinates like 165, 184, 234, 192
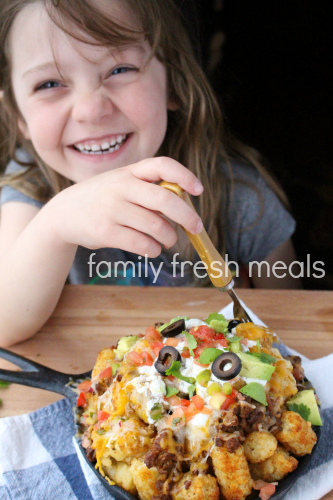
160, 181, 252, 323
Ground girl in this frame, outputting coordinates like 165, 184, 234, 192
0, 0, 299, 347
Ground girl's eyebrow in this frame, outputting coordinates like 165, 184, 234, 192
22, 62, 57, 79
22, 44, 148, 79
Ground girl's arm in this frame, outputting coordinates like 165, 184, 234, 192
250, 239, 303, 289
0, 158, 203, 347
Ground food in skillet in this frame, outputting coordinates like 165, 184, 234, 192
76, 314, 322, 500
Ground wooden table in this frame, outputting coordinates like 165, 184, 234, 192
1, 286, 333, 498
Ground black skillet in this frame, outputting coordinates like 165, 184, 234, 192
0, 347, 322, 500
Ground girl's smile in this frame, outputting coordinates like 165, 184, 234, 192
10, 1, 172, 182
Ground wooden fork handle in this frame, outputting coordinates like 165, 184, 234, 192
159, 181, 233, 288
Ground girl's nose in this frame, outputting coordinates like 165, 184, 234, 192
72, 89, 114, 124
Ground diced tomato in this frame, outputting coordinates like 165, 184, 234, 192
166, 395, 181, 406
97, 410, 110, 421
181, 347, 191, 358
77, 380, 92, 392
167, 375, 175, 381
144, 326, 162, 343
141, 351, 154, 366
167, 407, 185, 427
193, 360, 210, 367
259, 484, 276, 500
127, 351, 144, 366
137, 333, 144, 338
201, 406, 212, 415
217, 338, 229, 348
77, 391, 86, 407
192, 343, 206, 359
214, 333, 226, 340
150, 341, 164, 357
182, 402, 199, 422
98, 367, 112, 379
191, 395, 204, 411
220, 396, 236, 410
180, 399, 191, 407
190, 325, 215, 342
240, 338, 248, 346
165, 338, 180, 347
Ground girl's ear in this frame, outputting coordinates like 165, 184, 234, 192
17, 118, 31, 140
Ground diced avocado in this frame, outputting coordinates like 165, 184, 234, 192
287, 389, 322, 426
205, 313, 228, 333
237, 352, 275, 381
114, 335, 139, 361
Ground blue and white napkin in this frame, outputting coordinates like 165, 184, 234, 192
0, 303, 332, 500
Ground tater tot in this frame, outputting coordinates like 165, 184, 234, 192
243, 431, 278, 463
172, 473, 220, 500
276, 411, 317, 456
211, 444, 253, 500
103, 461, 137, 495
249, 446, 298, 482
130, 459, 165, 500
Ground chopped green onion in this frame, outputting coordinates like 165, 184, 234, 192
97, 429, 106, 435
222, 382, 233, 395
196, 369, 211, 387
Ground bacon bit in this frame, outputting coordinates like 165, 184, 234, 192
259, 484, 276, 500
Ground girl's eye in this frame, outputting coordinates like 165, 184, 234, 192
110, 66, 136, 76
35, 81, 61, 91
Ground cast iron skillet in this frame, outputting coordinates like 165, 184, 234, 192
0, 347, 321, 500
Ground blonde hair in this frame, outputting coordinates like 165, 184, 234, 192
0, 0, 289, 254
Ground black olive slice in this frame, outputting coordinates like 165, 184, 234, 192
155, 346, 181, 375
227, 319, 241, 332
160, 319, 185, 338
211, 352, 241, 381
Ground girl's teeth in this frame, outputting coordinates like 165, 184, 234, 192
76, 134, 127, 154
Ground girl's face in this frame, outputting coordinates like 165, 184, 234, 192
10, 2, 172, 182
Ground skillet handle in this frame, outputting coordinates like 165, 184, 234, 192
0, 347, 90, 399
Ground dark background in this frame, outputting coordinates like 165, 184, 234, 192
180, 0, 333, 289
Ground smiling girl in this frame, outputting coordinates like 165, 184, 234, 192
0, 0, 298, 347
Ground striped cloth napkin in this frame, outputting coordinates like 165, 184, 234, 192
0, 303, 332, 500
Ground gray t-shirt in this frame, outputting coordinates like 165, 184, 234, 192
0, 154, 295, 286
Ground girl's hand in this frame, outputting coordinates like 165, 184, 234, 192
46, 157, 204, 257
